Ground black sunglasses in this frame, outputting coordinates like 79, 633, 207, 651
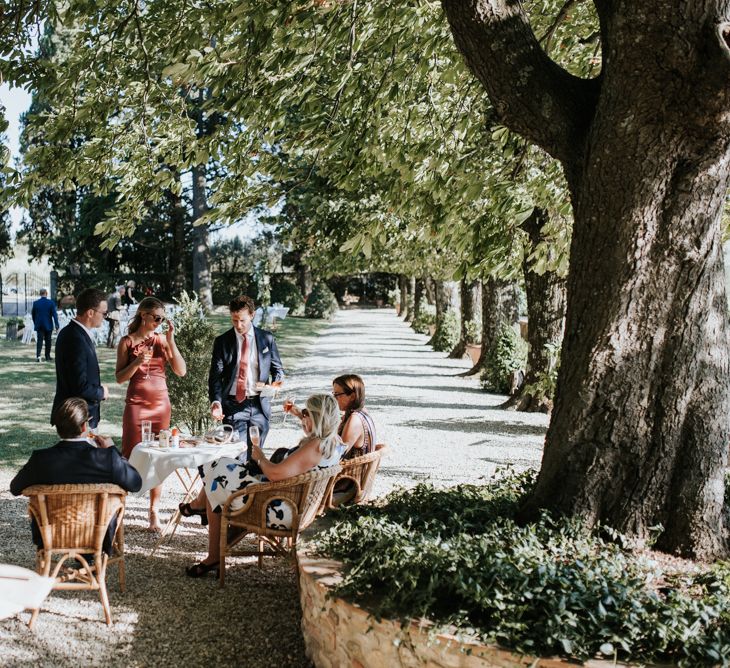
301, 408, 310, 418
150, 315, 165, 323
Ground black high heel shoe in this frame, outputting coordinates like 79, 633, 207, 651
179, 502, 208, 526
185, 561, 219, 578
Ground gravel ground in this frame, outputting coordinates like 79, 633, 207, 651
0, 308, 548, 667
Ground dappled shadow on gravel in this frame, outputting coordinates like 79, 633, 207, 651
0, 489, 312, 668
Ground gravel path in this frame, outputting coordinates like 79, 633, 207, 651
0, 308, 547, 667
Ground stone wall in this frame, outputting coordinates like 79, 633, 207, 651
297, 544, 620, 668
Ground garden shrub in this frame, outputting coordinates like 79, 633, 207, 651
411, 304, 436, 334
270, 277, 305, 316
464, 318, 480, 344
305, 282, 339, 319
481, 324, 527, 393
431, 310, 459, 352
168, 292, 218, 434
314, 472, 730, 666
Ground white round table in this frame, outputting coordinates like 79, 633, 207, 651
129, 441, 246, 495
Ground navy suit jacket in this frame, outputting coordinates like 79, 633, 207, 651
208, 326, 284, 419
52, 321, 105, 427
10, 440, 142, 554
31, 297, 59, 332
10, 440, 142, 496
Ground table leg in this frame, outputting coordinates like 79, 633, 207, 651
149, 469, 202, 557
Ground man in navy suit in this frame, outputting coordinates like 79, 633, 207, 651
11, 398, 142, 554
51, 288, 109, 429
31, 288, 60, 362
209, 295, 284, 460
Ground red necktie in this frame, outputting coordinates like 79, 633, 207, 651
235, 335, 249, 402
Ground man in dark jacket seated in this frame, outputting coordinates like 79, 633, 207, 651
10, 398, 142, 555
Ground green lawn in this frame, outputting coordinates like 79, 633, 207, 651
0, 315, 328, 469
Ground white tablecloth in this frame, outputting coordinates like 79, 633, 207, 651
128, 441, 246, 495
0, 564, 55, 621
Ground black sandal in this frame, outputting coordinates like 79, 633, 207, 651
185, 561, 219, 578
179, 502, 208, 526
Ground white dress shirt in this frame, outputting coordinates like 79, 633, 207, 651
228, 327, 260, 398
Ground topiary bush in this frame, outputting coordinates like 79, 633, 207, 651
411, 304, 436, 334
314, 472, 730, 666
167, 292, 218, 434
270, 277, 305, 316
431, 310, 459, 352
305, 282, 339, 319
481, 324, 528, 393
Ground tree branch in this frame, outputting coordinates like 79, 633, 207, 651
441, 0, 599, 173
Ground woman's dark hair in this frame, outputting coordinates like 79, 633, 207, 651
128, 296, 165, 335
229, 295, 255, 314
76, 288, 107, 314
333, 374, 365, 435
55, 398, 89, 439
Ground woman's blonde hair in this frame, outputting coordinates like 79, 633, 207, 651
304, 393, 341, 459
127, 296, 165, 335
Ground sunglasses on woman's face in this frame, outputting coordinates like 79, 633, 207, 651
150, 315, 165, 323
301, 408, 310, 418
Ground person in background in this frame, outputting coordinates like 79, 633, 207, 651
122, 280, 137, 307
185, 393, 343, 578
51, 288, 109, 429
31, 288, 60, 363
10, 397, 142, 553
106, 285, 125, 349
116, 296, 186, 531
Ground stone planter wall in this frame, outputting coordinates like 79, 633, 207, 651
297, 537, 618, 668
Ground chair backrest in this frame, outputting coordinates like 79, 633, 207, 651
321, 444, 388, 512
231, 466, 341, 536
23, 484, 127, 553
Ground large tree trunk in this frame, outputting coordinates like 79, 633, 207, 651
503, 209, 566, 413
461, 277, 519, 377
443, 0, 730, 557
403, 276, 416, 321
429, 280, 456, 350
191, 164, 213, 310
167, 188, 187, 298
398, 274, 408, 316
450, 278, 481, 358
413, 278, 424, 321
298, 262, 313, 299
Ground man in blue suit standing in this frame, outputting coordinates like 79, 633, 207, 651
31, 288, 60, 362
209, 295, 284, 460
51, 288, 109, 429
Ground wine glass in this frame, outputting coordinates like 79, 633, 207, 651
249, 425, 260, 448
142, 340, 154, 380
282, 395, 295, 424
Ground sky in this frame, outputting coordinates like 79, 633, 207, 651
1, 83, 32, 233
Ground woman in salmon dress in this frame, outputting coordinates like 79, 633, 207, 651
116, 297, 186, 530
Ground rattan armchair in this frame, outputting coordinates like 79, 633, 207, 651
219, 465, 341, 586
320, 443, 388, 512
22, 483, 127, 627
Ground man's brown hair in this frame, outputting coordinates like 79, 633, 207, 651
55, 398, 89, 439
229, 295, 255, 314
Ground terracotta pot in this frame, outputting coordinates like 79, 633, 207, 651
466, 343, 482, 365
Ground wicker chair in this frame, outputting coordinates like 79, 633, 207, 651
22, 483, 127, 627
321, 443, 388, 512
219, 465, 341, 586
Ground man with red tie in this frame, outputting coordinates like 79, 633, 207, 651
208, 295, 284, 460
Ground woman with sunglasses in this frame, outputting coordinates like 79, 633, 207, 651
286, 374, 376, 459
116, 296, 186, 530
186, 393, 343, 577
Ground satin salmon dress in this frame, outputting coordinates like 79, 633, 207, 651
121, 334, 172, 458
